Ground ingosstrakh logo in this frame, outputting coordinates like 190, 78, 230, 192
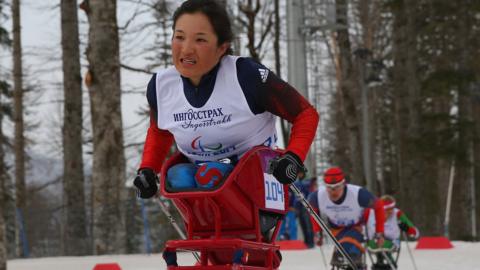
172, 108, 232, 131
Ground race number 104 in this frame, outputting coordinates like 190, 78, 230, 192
265, 180, 284, 203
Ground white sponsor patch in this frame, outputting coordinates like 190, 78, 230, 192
264, 173, 285, 210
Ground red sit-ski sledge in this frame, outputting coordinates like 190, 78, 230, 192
160, 146, 288, 270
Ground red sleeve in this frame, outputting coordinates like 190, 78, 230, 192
139, 111, 175, 173
363, 208, 371, 222
286, 107, 319, 161
262, 75, 319, 161
373, 199, 385, 233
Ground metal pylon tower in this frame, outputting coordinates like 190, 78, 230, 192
299, 0, 345, 178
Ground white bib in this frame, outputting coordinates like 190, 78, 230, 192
366, 208, 401, 242
317, 184, 364, 227
155, 55, 277, 163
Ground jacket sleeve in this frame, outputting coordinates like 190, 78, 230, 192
397, 209, 419, 236
261, 72, 319, 161
358, 188, 385, 234
372, 199, 385, 234
139, 111, 174, 173
138, 74, 175, 173
397, 209, 415, 228
236, 58, 319, 161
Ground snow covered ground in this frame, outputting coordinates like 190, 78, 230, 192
7, 241, 479, 270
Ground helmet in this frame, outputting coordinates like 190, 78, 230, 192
381, 195, 396, 209
323, 167, 345, 187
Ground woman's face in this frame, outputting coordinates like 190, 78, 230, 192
172, 12, 229, 86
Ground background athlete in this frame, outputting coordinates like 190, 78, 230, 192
308, 167, 385, 269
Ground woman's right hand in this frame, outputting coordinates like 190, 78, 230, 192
268, 151, 306, 184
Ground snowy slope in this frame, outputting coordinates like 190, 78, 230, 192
7, 241, 479, 270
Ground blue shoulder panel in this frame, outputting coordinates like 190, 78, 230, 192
236, 57, 270, 114
146, 73, 157, 120
358, 187, 376, 208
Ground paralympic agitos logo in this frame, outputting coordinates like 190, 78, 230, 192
188, 136, 236, 157
191, 136, 222, 151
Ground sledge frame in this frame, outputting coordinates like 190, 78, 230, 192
160, 146, 288, 269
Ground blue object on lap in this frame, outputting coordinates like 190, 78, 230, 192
166, 162, 234, 190
167, 163, 197, 189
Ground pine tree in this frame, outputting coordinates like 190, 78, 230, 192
12, 0, 26, 222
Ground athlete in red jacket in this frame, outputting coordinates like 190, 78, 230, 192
133, 0, 319, 198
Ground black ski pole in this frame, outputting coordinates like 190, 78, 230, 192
380, 249, 397, 270
289, 184, 358, 270
318, 237, 328, 268
156, 196, 201, 262
402, 232, 418, 270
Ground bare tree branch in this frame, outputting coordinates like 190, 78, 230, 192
255, 12, 273, 52
120, 63, 153, 74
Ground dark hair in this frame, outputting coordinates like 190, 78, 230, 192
172, 0, 234, 55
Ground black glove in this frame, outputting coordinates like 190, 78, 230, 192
398, 222, 409, 232
133, 168, 159, 199
267, 151, 306, 184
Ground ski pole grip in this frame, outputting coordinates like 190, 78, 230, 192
266, 158, 278, 174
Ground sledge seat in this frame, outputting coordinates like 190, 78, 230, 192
160, 146, 288, 270
367, 246, 400, 270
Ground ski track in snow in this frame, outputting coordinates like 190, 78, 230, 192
7, 241, 479, 270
